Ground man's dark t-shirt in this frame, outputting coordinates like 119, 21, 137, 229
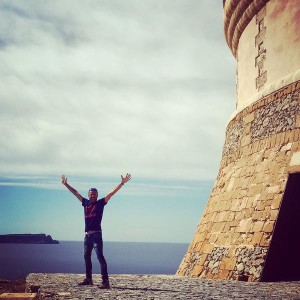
82, 198, 107, 232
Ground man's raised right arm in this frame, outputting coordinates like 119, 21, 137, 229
61, 175, 83, 202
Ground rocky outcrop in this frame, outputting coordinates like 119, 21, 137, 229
0, 234, 59, 244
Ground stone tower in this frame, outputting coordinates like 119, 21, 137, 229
177, 0, 300, 282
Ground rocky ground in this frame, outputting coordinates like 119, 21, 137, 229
0, 278, 26, 293
26, 273, 300, 299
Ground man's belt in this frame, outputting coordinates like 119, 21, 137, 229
85, 230, 101, 235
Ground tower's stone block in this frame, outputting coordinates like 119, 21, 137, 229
177, 0, 300, 282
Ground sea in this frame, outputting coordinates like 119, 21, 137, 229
0, 241, 189, 280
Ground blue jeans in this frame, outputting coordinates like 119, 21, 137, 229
84, 232, 109, 283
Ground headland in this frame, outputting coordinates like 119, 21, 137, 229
0, 234, 59, 244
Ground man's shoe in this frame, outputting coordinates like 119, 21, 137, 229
98, 282, 110, 289
78, 278, 93, 286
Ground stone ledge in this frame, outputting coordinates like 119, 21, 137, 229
223, 0, 270, 57
26, 273, 300, 299
0, 293, 37, 300
228, 78, 300, 124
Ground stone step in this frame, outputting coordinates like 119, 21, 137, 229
0, 293, 37, 300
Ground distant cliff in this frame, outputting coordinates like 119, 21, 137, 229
0, 234, 59, 244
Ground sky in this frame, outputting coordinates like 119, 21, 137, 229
0, 0, 236, 243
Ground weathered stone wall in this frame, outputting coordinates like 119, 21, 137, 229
177, 0, 300, 282
177, 81, 300, 281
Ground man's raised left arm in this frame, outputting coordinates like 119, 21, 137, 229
105, 173, 131, 203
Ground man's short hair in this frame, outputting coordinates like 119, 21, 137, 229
89, 188, 98, 193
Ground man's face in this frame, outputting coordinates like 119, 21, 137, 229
88, 190, 98, 202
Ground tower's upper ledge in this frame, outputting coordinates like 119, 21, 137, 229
223, 0, 270, 58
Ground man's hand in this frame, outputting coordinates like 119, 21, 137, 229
121, 173, 131, 185
105, 173, 132, 203
61, 175, 67, 185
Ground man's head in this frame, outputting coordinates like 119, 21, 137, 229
88, 188, 98, 202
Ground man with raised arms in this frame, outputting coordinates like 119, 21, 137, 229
61, 173, 131, 289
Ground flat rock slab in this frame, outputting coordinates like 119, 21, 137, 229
26, 273, 300, 299
0, 293, 37, 300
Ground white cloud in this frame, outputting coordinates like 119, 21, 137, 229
0, 0, 236, 182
